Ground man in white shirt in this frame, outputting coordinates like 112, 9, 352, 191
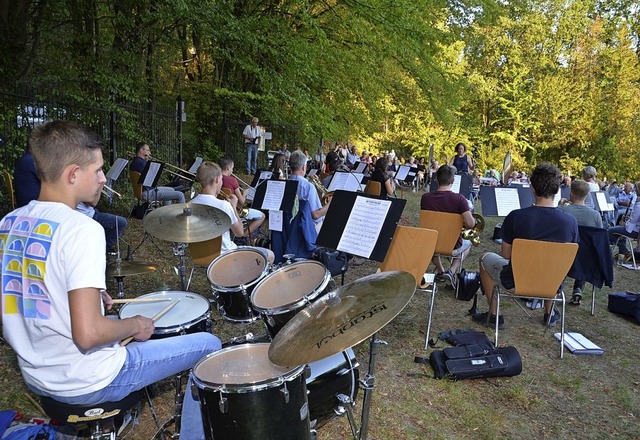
242, 117, 261, 175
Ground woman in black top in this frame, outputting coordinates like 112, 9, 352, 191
370, 157, 394, 197
269, 153, 287, 180
449, 142, 474, 174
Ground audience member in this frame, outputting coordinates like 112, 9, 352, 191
609, 181, 640, 263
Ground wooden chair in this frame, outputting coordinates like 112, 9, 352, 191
379, 226, 439, 348
419, 210, 465, 295
364, 180, 382, 196
493, 239, 578, 358
2, 169, 16, 211
129, 171, 144, 203
187, 236, 223, 290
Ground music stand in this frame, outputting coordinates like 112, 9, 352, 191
129, 160, 166, 257
104, 158, 130, 203
326, 171, 364, 193
252, 179, 298, 212
316, 190, 406, 262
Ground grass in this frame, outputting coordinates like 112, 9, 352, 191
1, 181, 639, 439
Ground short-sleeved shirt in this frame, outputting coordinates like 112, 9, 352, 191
499, 206, 579, 289
190, 194, 240, 252
420, 190, 470, 248
289, 175, 322, 222
221, 175, 240, 193
558, 203, 603, 228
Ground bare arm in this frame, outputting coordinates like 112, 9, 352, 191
500, 242, 512, 260
234, 187, 246, 205
227, 195, 245, 237
69, 288, 154, 351
312, 201, 330, 220
462, 210, 475, 229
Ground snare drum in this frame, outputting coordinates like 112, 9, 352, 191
250, 260, 333, 337
207, 248, 269, 323
306, 348, 359, 428
118, 291, 210, 338
192, 343, 311, 440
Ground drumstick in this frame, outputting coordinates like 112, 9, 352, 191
111, 298, 173, 304
120, 299, 180, 347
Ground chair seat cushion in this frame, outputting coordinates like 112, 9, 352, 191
40, 389, 143, 424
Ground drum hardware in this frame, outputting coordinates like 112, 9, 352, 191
173, 242, 189, 290
107, 261, 157, 298
151, 371, 186, 440
461, 213, 485, 246
143, 203, 231, 243
268, 271, 416, 440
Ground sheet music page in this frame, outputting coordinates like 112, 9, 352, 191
261, 180, 286, 211
328, 172, 350, 191
452, 175, 462, 194
354, 162, 367, 173
246, 187, 256, 201
495, 187, 521, 217
395, 165, 410, 181
268, 210, 283, 231
337, 196, 392, 258
106, 158, 129, 180
143, 162, 162, 187
344, 173, 364, 192
595, 192, 613, 211
552, 189, 562, 207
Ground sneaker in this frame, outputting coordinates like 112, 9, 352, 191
441, 270, 454, 287
543, 308, 561, 326
435, 272, 445, 282
472, 311, 505, 330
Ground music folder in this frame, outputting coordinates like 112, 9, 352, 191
352, 161, 368, 174
316, 190, 406, 262
139, 160, 164, 188
479, 185, 534, 217
252, 179, 298, 212
395, 165, 417, 184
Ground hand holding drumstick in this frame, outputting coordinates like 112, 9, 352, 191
120, 299, 180, 346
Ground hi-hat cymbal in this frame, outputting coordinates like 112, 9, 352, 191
268, 271, 415, 366
143, 203, 231, 243
107, 261, 157, 278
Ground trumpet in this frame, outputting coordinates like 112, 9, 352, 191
461, 213, 485, 246
101, 184, 122, 199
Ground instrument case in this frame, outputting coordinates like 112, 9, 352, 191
608, 292, 640, 324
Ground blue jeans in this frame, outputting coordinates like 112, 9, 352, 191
608, 225, 638, 254
246, 143, 258, 174
29, 333, 221, 440
92, 209, 127, 250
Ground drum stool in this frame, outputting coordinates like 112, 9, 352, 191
39, 389, 144, 440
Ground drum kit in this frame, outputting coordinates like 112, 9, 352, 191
114, 203, 417, 439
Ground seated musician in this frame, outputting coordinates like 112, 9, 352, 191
13, 145, 127, 252
220, 158, 266, 236
290, 149, 330, 228
268, 153, 287, 180
421, 164, 475, 287
475, 163, 578, 329
558, 179, 603, 304
1, 121, 220, 440
609, 181, 640, 263
192, 161, 274, 262
370, 157, 394, 198
129, 142, 185, 205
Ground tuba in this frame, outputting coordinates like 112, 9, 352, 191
461, 213, 485, 246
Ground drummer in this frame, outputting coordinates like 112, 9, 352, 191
0, 121, 221, 440
191, 161, 274, 263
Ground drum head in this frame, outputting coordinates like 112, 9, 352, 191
207, 248, 268, 288
194, 343, 301, 389
251, 261, 329, 311
119, 291, 209, 328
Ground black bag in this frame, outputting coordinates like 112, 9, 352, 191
131, 202, 149, 219
426, 329, 522, 380
311, 248, 349, 276
608, 292, 640, 323
456, 269, 481, 301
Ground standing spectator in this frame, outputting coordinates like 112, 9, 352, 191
243, 117, 261, 175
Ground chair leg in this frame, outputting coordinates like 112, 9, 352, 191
425, 284, 438, 349
559, 294, 566, 359
494, 290, 501, 348
591, 285, 596, 316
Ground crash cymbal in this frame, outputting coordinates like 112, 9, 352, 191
268, 271, 415, 366
107, 261, 157, 278
143, 203, 231, 243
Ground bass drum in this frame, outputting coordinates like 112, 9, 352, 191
192, 343, 311, 440
118, 291, 210, 337
207, 247, 269, 323
306, 348, 359, 428
250, 260, 333, 337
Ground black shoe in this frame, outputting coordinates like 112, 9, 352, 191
472, 311, 505, 330
543, 308, 560, 326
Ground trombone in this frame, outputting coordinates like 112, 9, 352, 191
145, 155, 196, 182
232, 173, 253, 189
101, 184, 122, 199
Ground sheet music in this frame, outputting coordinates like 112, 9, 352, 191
246, 187, 256, 201
395, 165, 410, 181
106, 158, 129, 181
261, 180, 286, 211
452, 175, 462, 194
595, 192, 613, 211
337, 196, 391, 258
552, 189, 562, 207
143, 161, 162, 187
354, 162, 368, 174
269, 210, 283, 231
495, 187, 521, 217
328, 172, 362, 192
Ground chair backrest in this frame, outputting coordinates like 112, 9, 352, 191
511, 239, 578, 297
419, 210, 464, 256
2, 169, 16, 211
380, 226, 438, 287
364, 180, 382, 196
188, 236, 223, 268
129, 171, 143, 201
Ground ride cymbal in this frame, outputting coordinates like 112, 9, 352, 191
143, 203, 231, 243
268, 271, 415, 366
107, 261, 157, 278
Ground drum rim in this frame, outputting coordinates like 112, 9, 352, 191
250, 261, 331, 314
191, 344, 305, 393
119, 291, 210, 334
206, 248, 270, 291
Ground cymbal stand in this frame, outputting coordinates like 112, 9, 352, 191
173, 243, 188, 291
129, 188, 165, 258
338, 333, 387, 440
152, 372, 185, 440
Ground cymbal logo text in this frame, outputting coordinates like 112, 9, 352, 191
314, 302, 388, 349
